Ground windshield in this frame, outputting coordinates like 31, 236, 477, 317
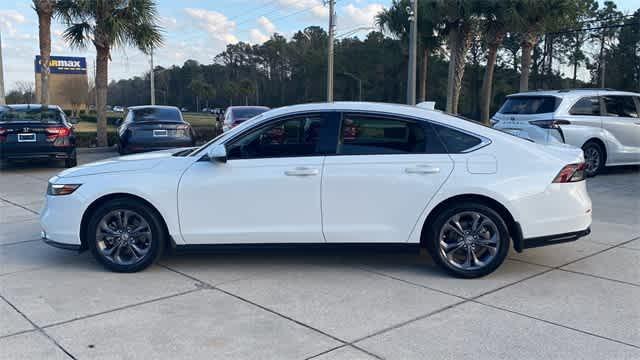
131, 108, 181, 122
232, 107, 268, 119
0, 107, 63, 124
498, 96, 561, 115
189, 112, 268, 156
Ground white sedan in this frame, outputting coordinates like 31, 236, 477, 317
41, 102, 592, 278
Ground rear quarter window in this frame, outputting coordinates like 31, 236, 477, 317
498, 96, 561, 115
431, 123, 483, 153
569, 96, 601, 116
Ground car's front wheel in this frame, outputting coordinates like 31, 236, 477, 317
87, 198, 165, 272
426, 202, 510, 278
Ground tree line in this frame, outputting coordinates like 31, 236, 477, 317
20, 0, 640, 146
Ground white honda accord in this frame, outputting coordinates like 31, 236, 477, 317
40, 102, 592, 278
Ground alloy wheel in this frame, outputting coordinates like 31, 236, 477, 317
583, 146, 600, 175
438, 211, 500, 271
95, 209, 153, 266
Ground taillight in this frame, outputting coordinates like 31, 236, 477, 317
0, 128, 6, 142
46, 127, 71, 137
530, 119, 571, 129
553, 163, 586, 183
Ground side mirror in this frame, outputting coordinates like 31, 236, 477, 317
207, 144, 227, 163
115, 118, 123, 126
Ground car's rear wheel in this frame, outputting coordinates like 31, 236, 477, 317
582, 141, 604, 177
426, 202, 510, 278
64, 150, 77, 168
87, 198, 164, 272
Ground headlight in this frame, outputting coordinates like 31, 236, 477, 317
47, 183, 82, 196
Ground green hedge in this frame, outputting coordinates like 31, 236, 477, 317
79, 114, 123, 125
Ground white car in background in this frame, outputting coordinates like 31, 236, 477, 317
41, 102, 592, 278
492, 89, 640, 176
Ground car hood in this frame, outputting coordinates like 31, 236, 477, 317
56, 148, 187, 178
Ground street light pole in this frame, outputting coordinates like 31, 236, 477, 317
326, 0, 335, 102
150, 48, 155, 105
0, 30, 5, 105
406, 0, 418, 105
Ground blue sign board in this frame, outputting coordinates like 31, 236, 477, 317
35, 56, 87, 75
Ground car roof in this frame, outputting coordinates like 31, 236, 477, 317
127, 105, 180, 111
3, 104, 62, 111
507, 89, 640, 99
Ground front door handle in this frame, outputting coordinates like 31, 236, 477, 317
285, 167, 319, 176
405, 165, 440, 174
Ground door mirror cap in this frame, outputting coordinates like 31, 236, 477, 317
207, 144, 227, 163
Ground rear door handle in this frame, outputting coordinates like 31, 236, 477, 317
405, 165, 440, 174
285, 167, 319, 176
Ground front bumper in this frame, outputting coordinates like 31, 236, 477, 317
41, 231, 82, 251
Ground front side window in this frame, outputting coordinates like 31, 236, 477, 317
226, 115, 327, 159
603, 96, 639, 118
570, 96, 601, 116
338, 115, 430, 155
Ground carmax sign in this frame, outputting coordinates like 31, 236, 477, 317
35, 55, 87, 74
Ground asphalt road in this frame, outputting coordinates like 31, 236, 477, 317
1, 150, 639, 359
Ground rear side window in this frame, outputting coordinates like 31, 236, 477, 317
603, 96, 638, 118
498, 96, 561, 114
131, 108, 181, 122
338, 115, 438, 155
431, 123, 483, 153
570, 97, 601, 116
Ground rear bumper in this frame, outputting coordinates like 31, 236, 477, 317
513, 225, 591, 252
1, 144, 75, 160
120, 138, 194, 154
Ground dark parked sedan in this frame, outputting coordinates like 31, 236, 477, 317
0, 104, 77, 168
117, 106, 196, 154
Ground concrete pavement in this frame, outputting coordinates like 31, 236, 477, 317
1, 151, 639, 359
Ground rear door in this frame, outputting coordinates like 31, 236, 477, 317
321, 113, 454, 243
601, 95, 640, 164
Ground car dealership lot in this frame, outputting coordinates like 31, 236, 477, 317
1, 150, 639, 359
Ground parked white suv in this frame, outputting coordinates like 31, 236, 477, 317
492, 89, 640, 176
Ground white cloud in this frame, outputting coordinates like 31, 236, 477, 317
277, 0, 328, 20
249, 29, 269, 44
184, 7, 238, 44
340, 3, 384, 30
0, 9, 27, 36
158, 16, 178, 29
257, 16, 276, 34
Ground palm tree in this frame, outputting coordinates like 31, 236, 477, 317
477, 0, 517, 124
440, 0, 478, 114
376, 0, 442, 103
33, 0, 57, 107
57, 0, 163, 147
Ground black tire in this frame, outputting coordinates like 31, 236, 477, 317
582, 141, 605, 177
64, 150, 77, 168
425, 202, 510, 278
87, 198, 165, 272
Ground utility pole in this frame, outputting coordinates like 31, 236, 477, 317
0, 30, 5, 105
326, 0, 335, 102
150, 49, 155, 105
406, 0, 418, 105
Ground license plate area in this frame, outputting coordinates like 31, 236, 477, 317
18, 133, 36, 142
153, 129, 168, 137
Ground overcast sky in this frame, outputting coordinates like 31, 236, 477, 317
1, 0, 638, 91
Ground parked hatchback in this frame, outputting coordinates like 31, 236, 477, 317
492, 89, 640, 176
41, 102, 591, 278
117, 105, 195, 155
0, 104, 77, 168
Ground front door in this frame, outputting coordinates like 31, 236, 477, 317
322, 113, 454, 243
178, 112, 337, 244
